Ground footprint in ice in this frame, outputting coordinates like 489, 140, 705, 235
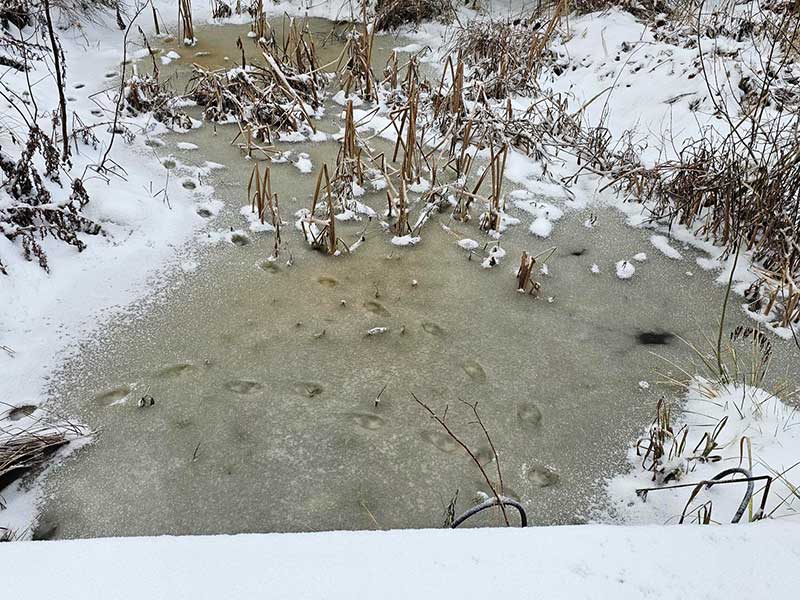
318, 276, 337, 288
156, 363, 195, 378
224, 380, 264, 395
6, 404, 36, 421
363, 300, 390, 316
348, 412, 385, 430
473, 445, 495, 466
94, 386, 131, 406
260, 260, 281, 273
230, 232, 250, 246
526, 464, 560, 488
420, 430, 458, 453
422, 321, 445, 336
517, 402, 543, 429
293, 382, 323, 398
462, 360, 487, 383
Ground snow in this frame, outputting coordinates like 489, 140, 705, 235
605, 377, 800, 525
332, 90, 363, 107
391, 234, 421, 246
458, 238, 479, 251
481, 245, 506, 269
239, 205, 276, 233
529, 216, 553, 238
650, 235, 683, 260
294, 152, 313, 174
615, 260, 636, 280
1, 524, 799, 599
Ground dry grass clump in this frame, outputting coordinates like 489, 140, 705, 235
0, 412, 87, 495
338, 21, 379, 102
211, 0, 233, 19
447, 2, 565, 99
374, 0, 455, 31
189, 25, 328, 142
332, 99, 366, 208
0, 0, 30, 31
448, 19, 543, 99
123, 67, 192, 129
570, 0, 671, 18
299, 163, 348, 255
614, 128, 800, 330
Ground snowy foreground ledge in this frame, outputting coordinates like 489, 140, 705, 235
2, 524, 799, 599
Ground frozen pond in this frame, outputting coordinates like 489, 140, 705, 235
36, 19, 800, 539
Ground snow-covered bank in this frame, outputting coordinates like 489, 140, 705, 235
2, 523, 799, 598
605, 376, 800, 525
0, 3, 216, 535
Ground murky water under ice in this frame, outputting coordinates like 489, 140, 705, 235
35, 20, 800, 539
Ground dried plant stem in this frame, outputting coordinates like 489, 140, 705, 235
410, 392, 510, 526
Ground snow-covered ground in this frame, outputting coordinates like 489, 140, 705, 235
2, 522, 800, 598
606, 376, 800, 524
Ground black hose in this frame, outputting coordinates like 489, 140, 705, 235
451, 496, 528, 528
706, 467, 754, 524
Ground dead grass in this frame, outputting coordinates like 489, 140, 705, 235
0, 410, 87, 495
374, 0, 455, 31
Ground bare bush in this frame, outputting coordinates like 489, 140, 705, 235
0, 129, 101, 274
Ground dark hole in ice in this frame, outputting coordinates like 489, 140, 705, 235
74, 83, 85, 89
569, 248, 587, 256
636, 330, 674, 345
182, 179, 197, 190
196, 207, 213, 218
32, 517, 59, 541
